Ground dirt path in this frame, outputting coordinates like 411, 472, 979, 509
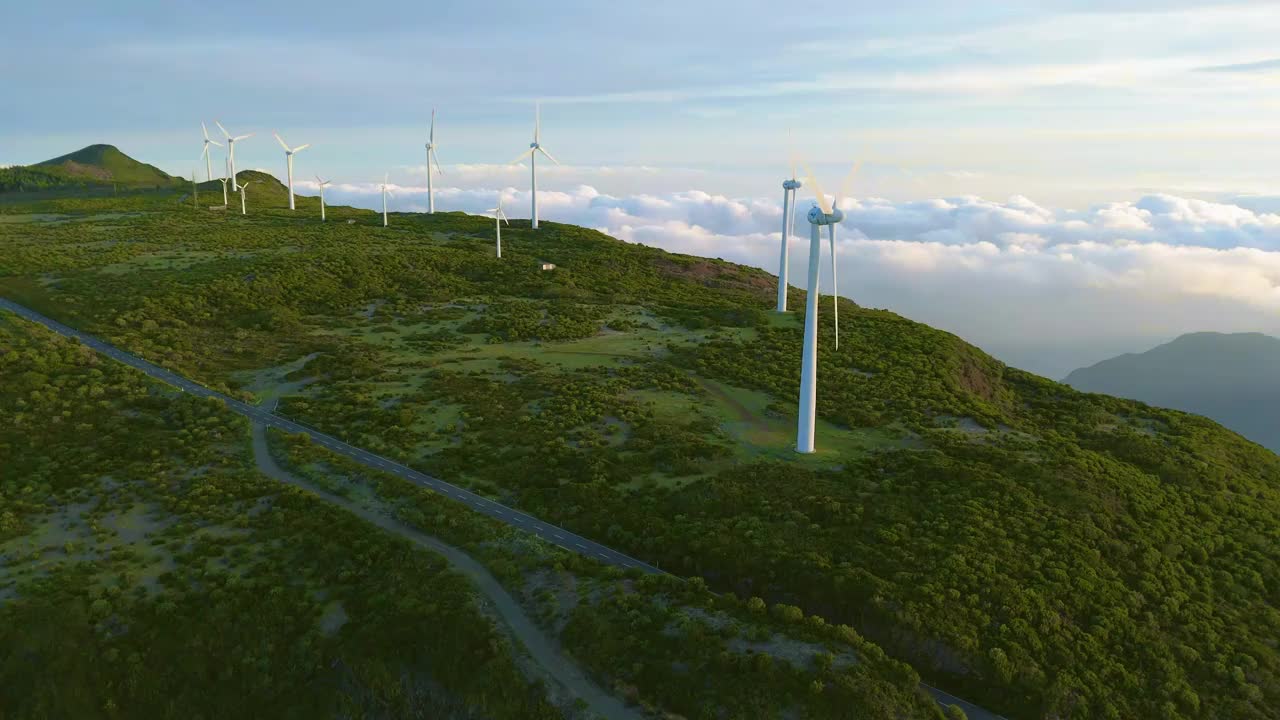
250, 399, 640, 720
695, 376, 769, 434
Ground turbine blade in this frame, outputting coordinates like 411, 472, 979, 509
509, 147, 536, 165
207, 139, 222, 147
836, 161, 862, 209
293, 144, 311, 153
430, 108, 435, 143
202, 121, 210, 141
534, 102, 541, 142
431, 149, 443, 176
215, 120, 231, 138
538, 146, 561, 165
802, 163, 831, 215
274, 132, 289, 151
788, 130, 797, 180
234, 133, 254, 141
829, 225, 840, 349
200, 145, 209, 159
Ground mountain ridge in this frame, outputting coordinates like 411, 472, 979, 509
1, 144, 179, 192
0, 147, 1278, 719
1065, 331, 1280, 451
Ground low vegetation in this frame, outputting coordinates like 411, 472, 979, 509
2, 165, 1277, 719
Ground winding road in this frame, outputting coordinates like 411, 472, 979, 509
0, 296, 1007, 720
252, 397, 641, 720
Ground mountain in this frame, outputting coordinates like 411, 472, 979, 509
0, 144, 178, 192
1064, 331, 1280, 451
1, 160, 1278, 719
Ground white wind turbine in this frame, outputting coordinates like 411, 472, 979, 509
795, 163, 859, 454
316, 176, 331, 221
380, 173, 393, 227
510, 103, 560, 230
239, 179, 256, 215
215, 121, 253, 191
273, 131, 311, 210
488, 194, 510, 258
200, 122, 222, 182
424, 109, 443, 213
777, 155, 803, 313
219, 156, 230, 206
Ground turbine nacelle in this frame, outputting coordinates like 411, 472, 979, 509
783, 178, 802, 190
807, 206, 844, 225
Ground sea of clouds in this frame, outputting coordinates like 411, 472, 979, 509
294, 171, 1280, 379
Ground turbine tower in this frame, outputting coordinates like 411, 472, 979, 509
316, 176, 331, 222
488, 194, 510, 258
510, 103, 559, 230
219, 157, 229, 206
777, 159, 802, 312
200, 123, 222, 182
795, 164, 858, 454
425, 109, 442, 213
379, 173, 393, 227
273, 131, 311, 211
239, 180, 256, 215
215, 121, 253, 191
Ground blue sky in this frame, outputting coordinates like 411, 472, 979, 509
6, 0, 1280, 375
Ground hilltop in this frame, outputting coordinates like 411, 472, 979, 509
1066, 331, 1280, 451
0, 167, 1277, 719
0, 144, 178, 193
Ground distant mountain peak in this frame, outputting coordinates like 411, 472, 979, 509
1065, 330, 1280, 452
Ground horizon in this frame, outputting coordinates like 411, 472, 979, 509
7, 0, 1280, 377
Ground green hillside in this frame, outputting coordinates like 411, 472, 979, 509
1, 177, 1277, 719
0, 144, 178, 192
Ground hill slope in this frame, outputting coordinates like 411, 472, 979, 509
0, 176, 1277, 719
0, 144, 177, 192
1065, 332, 1280, 452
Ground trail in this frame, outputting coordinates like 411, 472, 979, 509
1, 297, 1008, 720
250, 398, 640, 720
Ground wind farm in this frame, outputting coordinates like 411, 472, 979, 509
5, 5, 1279, 718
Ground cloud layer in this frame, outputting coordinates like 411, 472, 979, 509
298, 176, 1280, 378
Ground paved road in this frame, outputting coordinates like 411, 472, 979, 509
1, 296, 1008, 720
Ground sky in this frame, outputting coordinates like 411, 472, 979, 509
5, 0, 1280, 377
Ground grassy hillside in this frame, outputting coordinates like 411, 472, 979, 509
1, 182, 1277, 719
1066, 332, 1280, 452
0, 144, 178, 193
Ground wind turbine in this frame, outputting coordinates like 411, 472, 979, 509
777, 156, 802, 313
510, 103, 559, 230
219, 156, 229, 206
425, 109, 443, 213
488, 194, 510, 257
200, 123, 222, 182
215, 121, 253, 191
379, 173, 393, 227
239, 179, 256, 215
795, 163, 859, 454
273, 131, 310, 210
316, 176, 331, 222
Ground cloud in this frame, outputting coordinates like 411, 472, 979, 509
1197, 57, 1280, 73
